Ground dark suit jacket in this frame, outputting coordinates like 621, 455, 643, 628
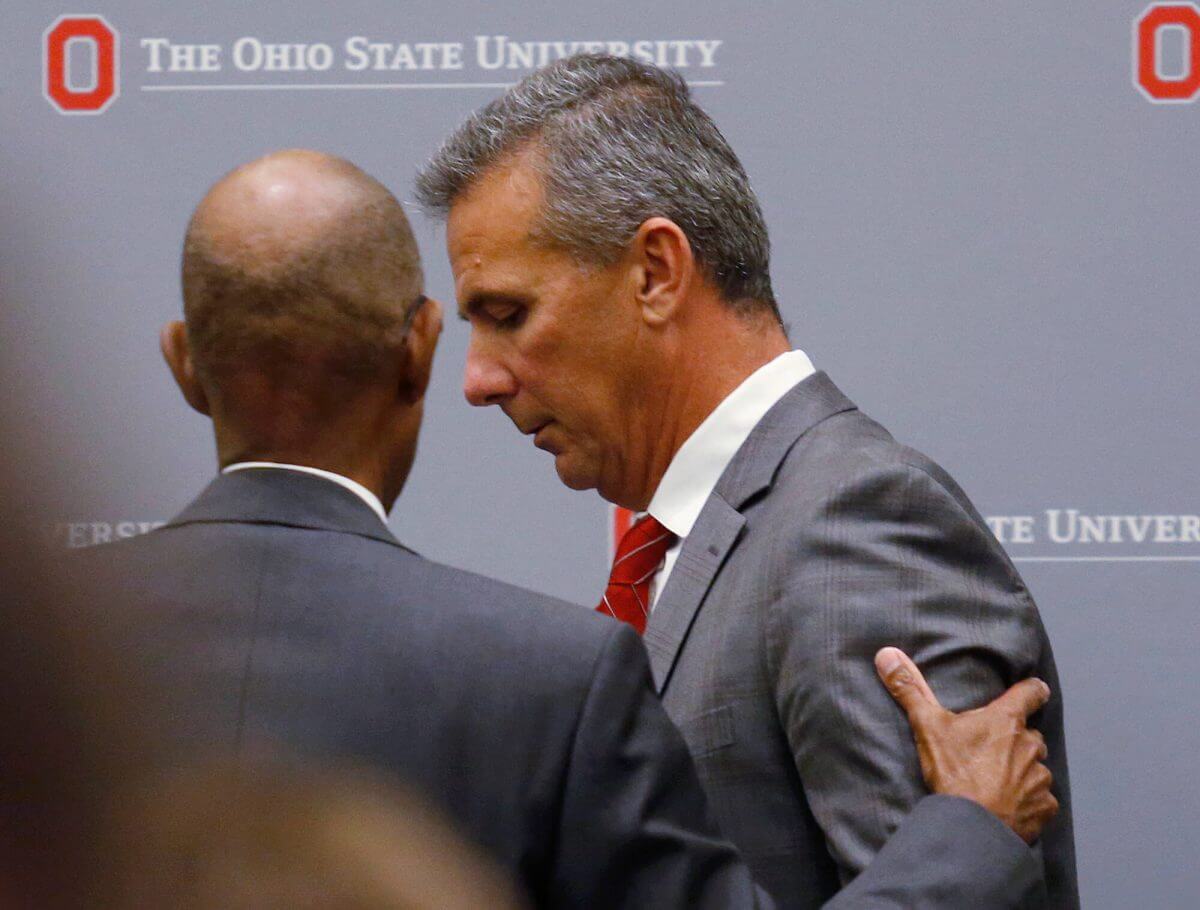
83, 467, 1046, 909
645, 371, 1079, 909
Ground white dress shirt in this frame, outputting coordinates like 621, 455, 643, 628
222, 461, 389, 526
646, 349, 816, 607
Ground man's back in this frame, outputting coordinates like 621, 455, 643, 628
84, 468, 758, 908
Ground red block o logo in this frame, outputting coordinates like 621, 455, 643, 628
1135, 3, 1200, 102
44, 15, 119, 114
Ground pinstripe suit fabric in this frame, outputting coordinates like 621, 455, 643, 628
645, 372, 1078, 909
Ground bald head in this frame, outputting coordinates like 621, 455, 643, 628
181, 150, 423, 407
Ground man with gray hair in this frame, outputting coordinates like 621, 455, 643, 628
418, 54, 1077, 908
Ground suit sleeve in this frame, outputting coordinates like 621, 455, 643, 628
550, 622, 772, 909
553, 617, 1044, 909
828, 795, 1045, 908
765, 459, 1049, 884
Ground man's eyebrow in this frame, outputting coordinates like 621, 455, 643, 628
457, 291, 532, 321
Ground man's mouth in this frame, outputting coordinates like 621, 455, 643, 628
517, 418, 547, 436
511, 415, 559, 453
530, 421, 556, 452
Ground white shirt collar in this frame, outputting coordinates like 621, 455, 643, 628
647, 349, 816, 539
221, 461, 389, 526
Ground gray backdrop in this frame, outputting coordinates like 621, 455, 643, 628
5, 2, 1198, 905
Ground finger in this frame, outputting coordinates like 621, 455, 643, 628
1030, 792, 1060, 840
990, 677, 1051, 719
1026, 729, 1048, 761
1022, 789, 1060, 844
1031, 763, 1054, 792
875, 647, 943, 719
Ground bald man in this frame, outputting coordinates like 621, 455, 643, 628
83, 151, 1055, 909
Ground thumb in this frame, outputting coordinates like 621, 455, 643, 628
875, 647, 943, 723
990, 677, 1052, 720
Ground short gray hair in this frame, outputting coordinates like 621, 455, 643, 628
415, 54, 779, 322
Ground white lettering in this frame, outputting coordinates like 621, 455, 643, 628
1012, 515, 1036, 543
414, 42, 441, 70
476, 35, 504, 70
264, 42, 290, 70
233, 39, 332, 72
391, 43, 418, 70
1041, 510, 1199, 545
1124, 515, 1153, 543
141, 37, 169, 72
199, 44, 221, 71
1046, 509, 1076, 544
1077, 515, 1114, 543
989, 515, 1037, 544
233, 37, 263, 71
141, 38, 221, 73
51, 520, 166, 549
696, 39, 722, 67
471, 36, 725, 69
1182, 515, 1200, 542
507, 41, 534, 69
308, 44, 333, 71
344, 36, 369, 71
1154, 515, 1179, 542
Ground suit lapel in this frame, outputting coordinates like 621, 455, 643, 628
644, 495, 744, 693
643, 371, 857, 694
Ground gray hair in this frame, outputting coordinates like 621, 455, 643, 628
415, 54, 779, 322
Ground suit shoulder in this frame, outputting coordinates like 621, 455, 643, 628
76, 521, 617, 658
775, 406, 979, 519
402, 556, 615, 647
366, 558, 634, 729
765, 406, 1032, 593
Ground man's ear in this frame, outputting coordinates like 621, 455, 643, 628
399, 296, 443, 405
631, 217, 694, 327
159, 321, 211, 416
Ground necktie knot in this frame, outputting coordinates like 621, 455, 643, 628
597, 514, 677, 635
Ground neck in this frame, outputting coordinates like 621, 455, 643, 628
625, 307, 790, 511
211, 407, 415, 513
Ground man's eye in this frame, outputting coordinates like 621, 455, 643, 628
484, 304, 525, 328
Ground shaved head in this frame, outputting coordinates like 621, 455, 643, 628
181, 150, 423, 413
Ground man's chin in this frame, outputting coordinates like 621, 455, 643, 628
552, 454, 598, 492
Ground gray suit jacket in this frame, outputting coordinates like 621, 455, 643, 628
83, 468, 1046, 908
645, 371, 1078, 908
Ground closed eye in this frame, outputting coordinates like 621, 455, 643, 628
483, 301, 524, 327
461, 293, 530, 329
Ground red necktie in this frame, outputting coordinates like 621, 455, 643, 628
597, 514, 677, 635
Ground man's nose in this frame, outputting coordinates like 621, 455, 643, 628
463, 342, 517, 407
